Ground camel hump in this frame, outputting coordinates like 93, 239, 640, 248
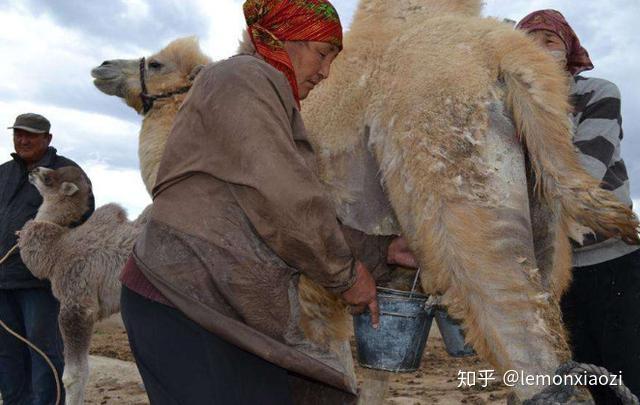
434, 0, 482, 17
380, 0, 483, 18
90, 203, 129, 224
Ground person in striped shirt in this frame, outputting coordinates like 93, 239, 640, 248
518, 10, 640, 404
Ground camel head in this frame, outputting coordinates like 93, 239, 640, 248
91, 36, 211, 114
29, 166, 92, 227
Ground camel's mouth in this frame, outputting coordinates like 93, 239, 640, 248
91, 66, 120, 81
27, 172, 38, 185
28, 167, 51, 192
91, 73, 122, 96
92, 77, 115, 87
91, 66, 124, 96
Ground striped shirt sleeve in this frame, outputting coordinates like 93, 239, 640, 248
571, 76, 634, 249
572, 78, 623, 183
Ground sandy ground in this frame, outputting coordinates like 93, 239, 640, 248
83, 356, 147, 405
83, 316, 145, 404
81, 314, 511, 404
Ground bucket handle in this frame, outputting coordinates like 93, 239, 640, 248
409, 267, 421, 298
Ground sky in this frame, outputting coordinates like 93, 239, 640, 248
1, 0, 638, 218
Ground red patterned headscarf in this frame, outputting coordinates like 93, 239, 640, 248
516, 9, 594, 75
243, 0, 343, 106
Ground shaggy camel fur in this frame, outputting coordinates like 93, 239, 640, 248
17, 166, 149, 405
300, 0, 639, 401
92, 9, 639, 402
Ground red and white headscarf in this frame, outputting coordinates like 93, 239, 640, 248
243, 0, 343, 106
516, 9, 594, 76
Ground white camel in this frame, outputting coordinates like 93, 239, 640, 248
302, 0, 639, 402
91, 2, 639, 402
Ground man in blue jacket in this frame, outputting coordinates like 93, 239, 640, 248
0, 113, 94, 405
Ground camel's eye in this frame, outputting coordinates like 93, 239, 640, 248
148, 60, 163, 70
43, 175, 53, 186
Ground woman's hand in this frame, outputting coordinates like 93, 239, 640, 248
387, 236, 418, 268
341, 261, 380, 328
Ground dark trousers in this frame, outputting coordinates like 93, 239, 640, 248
120, 286, 294, 405
561, 249, 640, 405
0, 288, 65, 405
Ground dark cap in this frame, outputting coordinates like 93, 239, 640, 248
7, 113, 51, 134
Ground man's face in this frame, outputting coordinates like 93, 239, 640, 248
13, 129, 51, 165
283, 41, 340, 100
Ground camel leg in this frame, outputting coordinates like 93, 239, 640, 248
528, 174, 573, 299
357, 368, 390, 405
328, 315, 390, 405
374, 108, 569, 400
59, 307, 94, 405
415, 201, 568, 401
331, 337, 357, 384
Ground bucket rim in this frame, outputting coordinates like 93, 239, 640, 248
358, 363, 420, 373
376, 286, 429, 301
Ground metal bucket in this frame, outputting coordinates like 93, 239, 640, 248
353, 287, 435, 372
435, 308, 475, 357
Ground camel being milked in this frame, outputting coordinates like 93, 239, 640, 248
91, 1, 639, 402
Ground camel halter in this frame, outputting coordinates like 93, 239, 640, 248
138, 57, 193, 115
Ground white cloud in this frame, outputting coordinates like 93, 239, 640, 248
330, 0, 359, 30
0, 8, 147, 95
121, 0, 151, 20
0, 4, 149, 123
83, 161, 151, 219
0, 9, 88, 97
0, 144, 11, 163
194, 0, 246, 60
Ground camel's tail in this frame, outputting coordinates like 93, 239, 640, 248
497, 30, 640, 245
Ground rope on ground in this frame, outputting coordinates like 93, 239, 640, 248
0, 243, 62, 405
524, 360, 639, 405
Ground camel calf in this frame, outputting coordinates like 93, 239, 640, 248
17, 166, 149, 405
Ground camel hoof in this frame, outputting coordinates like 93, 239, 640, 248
566, 387, 595, 404
506, 392, 521, 405
517, 386, 595, 405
